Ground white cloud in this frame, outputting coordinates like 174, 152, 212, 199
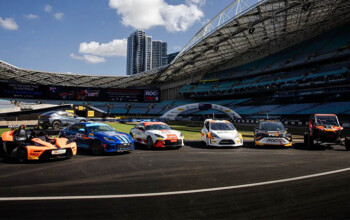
24, 14, 39, 20
70, 53, 106, 64
44, 4, 53, 13
186, 0, 206, 6
0, 17, 18, 31
54, 12, 64, 21
79, 39, 127, 57
109, 0, 204, 32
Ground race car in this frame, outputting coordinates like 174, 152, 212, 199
130, 122, 184, 149
254, 120, 292, 147
304, 114, 350, 150
59, 122, 134, 155
0, 125, 77, 162
201, 119, 243, 147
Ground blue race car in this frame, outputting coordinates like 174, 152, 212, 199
59, 122, 134, 155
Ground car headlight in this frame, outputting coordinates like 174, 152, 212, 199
155, 134, 164, 138
211, 132, 219, 138
233, 132, 239, 138
103, 137, 116, 142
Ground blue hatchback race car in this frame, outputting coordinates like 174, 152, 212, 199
59, 122, 134, 155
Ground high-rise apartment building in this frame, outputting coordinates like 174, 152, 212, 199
152, 41, 168, 69
127, 30, 168, 75
127, 30, 152, 75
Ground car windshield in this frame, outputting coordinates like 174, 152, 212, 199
145, 124, 171, 130
210, 123, 236, 131
87, 125, 114, 132
259, 122, 285, 131
315, 116, 339, 126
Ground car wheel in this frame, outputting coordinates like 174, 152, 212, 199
17, 147, 27, 163
345, 137, 350, 151
147, 136, 153, 150
205, 138, 210, 147
59, 132, 66, 138
52, 121, 61, 130
307, 134, 314, 149
91, 141, 103, 155
304, 132, 308, 147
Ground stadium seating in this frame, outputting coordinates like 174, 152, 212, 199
296, 102, 350, 115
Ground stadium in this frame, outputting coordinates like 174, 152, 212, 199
1, 0, 350, 125
1, 0, 350, 219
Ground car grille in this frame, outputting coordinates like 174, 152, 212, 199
219, 140, 235, 145
164, 140, 182, 146
116, 144, 133, 150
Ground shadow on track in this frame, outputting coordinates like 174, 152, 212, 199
185, 140, 242, 150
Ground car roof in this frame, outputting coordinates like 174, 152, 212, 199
204, 119, 231, 123
143, 122, 167, 126
81, 122, 107, 126
259, 120, 283, 124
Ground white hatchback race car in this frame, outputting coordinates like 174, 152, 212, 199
130, 122, 184, 149
201, 119, 243, 147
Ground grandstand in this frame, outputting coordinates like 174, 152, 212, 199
1, 0, 350, 122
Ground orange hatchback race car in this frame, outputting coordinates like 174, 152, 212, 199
1, 125, 77, 162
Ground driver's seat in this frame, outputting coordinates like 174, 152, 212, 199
16, 125, 27, 142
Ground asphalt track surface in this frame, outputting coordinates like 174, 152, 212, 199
1, 141, 350, 219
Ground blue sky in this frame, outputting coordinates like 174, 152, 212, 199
0, 0, 239, 76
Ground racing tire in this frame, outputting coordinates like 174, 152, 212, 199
345, 137, 350, 151
52, 121, 61, 130
90, 141, 104, 155
307, 134, 315, 149
59, 132, 66, 138
304, 132, 308, 148
17, 147, 27, 163
254, 136, 257, 148
146, 136, 153, 150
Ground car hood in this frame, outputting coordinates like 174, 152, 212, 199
148, 130, 182, 137
94, 131, 132, 143
212, 130, 238, 138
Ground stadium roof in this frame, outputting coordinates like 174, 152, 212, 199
1, 0, 350, 88
157, 0, 350, 83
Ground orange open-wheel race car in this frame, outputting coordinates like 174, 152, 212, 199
0, 125, 77, 162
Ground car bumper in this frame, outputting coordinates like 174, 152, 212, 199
31, 148, 74, 160
208, 138, 243, 147
255, 137, 292, 147
153, 139, 184, 148
104, 143, 134, 152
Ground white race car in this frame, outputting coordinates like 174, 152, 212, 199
201, 119, 243, 147
130, 122, 184, 149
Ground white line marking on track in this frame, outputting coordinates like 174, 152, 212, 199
1, 167, 350, 201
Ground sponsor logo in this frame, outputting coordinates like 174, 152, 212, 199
145, 90, 158, 96
266, 138, 282, 143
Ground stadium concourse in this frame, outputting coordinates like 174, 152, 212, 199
0, 0, 350, 123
